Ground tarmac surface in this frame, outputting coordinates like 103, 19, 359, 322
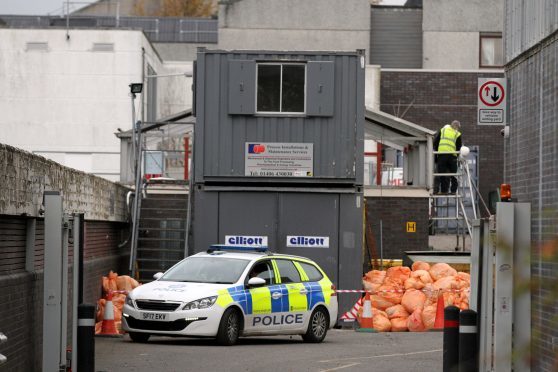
95, 329, 442, 372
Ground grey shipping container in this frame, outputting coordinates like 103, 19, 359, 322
193, 48, 365, 187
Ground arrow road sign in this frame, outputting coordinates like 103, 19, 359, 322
478, 78, 507, 125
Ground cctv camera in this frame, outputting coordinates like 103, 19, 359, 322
501, 126, 509, 138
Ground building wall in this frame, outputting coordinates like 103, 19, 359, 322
380, 70, 504, 206
0, 29, 190, 181
505, 31, 558, 372
0, 145, 129, 370
218, 0, 370, 57
365, 197, 429, 259
422, 0, 503, 69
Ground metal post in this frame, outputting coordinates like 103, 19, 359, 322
43, 191, 63, 371
494, 202, 514, 372
379, 219, 383, 269
78, 213, 85, 304
443, 305, 460, 372
479, 218, 495, 372
61, 215, 69, 371
77, 304, 95, 372
458, 310, 478, 372
129, 120, 144, 276
71, 214, 80, 371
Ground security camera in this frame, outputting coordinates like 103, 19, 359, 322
501, 126, 510, 138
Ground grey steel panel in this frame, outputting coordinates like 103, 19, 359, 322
370, 8, 422, 68
228, 60, 256, 115
306, 61, 334, 116
194, 50, 363, 184
191, 187, 219, 255
217, 192, 277, 248
277, 193, 339, 282
338, 193, 364, 316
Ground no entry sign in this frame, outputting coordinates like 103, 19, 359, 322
478, 78, 507, 125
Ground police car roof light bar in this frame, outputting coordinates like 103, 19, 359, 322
207, 244, 268, 253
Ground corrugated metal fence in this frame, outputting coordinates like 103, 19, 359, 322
0, 15, 218, 43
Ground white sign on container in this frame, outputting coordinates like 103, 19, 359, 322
478, 78, 507, 125
286, 236, 329, 248
225, 236, 268, 246
245, 143, 313, 177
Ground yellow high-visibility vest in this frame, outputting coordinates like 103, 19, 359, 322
438, 125, 461, 156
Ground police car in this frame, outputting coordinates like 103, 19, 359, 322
122, 245, 338, 345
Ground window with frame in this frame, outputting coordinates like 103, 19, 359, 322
480, 33, 503, 68
256, 63, 306, 114
247, 261, 275, 286
274, 259, 302, 284
298, 262, 324, 282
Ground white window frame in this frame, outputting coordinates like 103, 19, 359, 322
479, 33, 503, 68
255, 62, 307, 115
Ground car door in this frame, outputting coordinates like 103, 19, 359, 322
242, 260, 278, 333
272, 259, 309, 330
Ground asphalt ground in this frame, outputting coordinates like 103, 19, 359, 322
95, 329, 442, 372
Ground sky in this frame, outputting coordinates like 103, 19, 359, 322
0, 0, 407, 16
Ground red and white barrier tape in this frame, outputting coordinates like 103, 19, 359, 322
336, 288, 469, 294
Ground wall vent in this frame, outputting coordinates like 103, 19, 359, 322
92, 43, 114, 52
26, 42, 49, 52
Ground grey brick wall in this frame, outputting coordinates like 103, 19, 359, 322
365, 197, 429, 260
380, 71, 505, 212
505, 31, 558, 372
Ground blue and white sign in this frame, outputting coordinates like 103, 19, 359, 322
226, 235, 268, 246
286, 236, 329, 248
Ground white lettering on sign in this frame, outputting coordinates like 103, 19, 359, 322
225, 236, 268, 246
286, 236, 329, 248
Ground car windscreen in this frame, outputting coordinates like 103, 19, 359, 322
159, 257, 250, 284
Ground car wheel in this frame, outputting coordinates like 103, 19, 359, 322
216, 308, 241, 346
302, 307, 329, 343
129, 332, 150, 343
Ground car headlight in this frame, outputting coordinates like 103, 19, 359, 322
125, 295, 135, 308
182, 296, 217, 310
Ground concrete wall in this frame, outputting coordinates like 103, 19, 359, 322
0, 143, 129, 221
218, 0, 370, 57
505, 31, 558, 372
422, 0, 503, 69
0, 28, 190, 181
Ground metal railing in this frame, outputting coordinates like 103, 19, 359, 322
0, 15, 218, 43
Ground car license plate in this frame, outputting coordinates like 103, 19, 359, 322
142, 312, 168, 321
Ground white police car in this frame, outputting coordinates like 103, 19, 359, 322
122, 245, 338, 345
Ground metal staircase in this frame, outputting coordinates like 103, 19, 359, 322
429, 148, 479, 251
135, 187, 188, 283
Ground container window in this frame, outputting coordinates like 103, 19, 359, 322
480, 33, 503, 68
257, 63, 305, 114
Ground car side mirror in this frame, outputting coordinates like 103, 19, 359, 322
247, 277, 266, 287
153, 272, 164, 280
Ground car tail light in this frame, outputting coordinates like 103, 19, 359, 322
331, 284, 337, 296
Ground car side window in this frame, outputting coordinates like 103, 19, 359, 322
298, 262, 324, 282
274, 259, 301, 284
248, 261, 275, 286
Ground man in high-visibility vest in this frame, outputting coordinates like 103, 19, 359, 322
433, 120, 462, 194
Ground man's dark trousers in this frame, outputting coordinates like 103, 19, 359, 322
437, 154, 458, 193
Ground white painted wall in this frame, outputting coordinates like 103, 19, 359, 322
0, 29, 190, 181
218, 0, 370, 56
422, 0, 503, 69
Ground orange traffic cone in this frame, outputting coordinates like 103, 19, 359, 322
356, 292, 376, 333
432, 290, 445, 331
98, 291, 120, 336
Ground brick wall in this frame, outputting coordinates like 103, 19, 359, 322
505, 32, 558, 372
0, 145, 131, 370
380, 70, 505, 211
365, 197, 429, 260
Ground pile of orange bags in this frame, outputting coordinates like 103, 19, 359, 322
360, 262, 470, 332
95, 271, 140, 334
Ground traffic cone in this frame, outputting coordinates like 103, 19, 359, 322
356, 292, 376, 333
431, 290, 445, 331
98, 291, 120, 336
